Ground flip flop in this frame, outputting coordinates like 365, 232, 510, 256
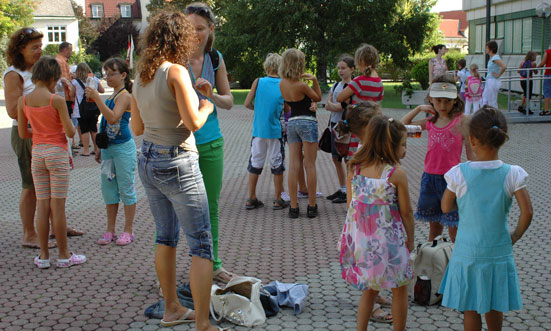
245, 198, 264, 210
370, 304, 393, 324
273, 199, 289, 210
160, 309, 194, 327
67, 228, 84, 237
376, 295, 392, 308
22, 241, 57, 249
213, 267, 237, 283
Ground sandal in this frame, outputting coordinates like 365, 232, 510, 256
213, 267, 237, 283
160, 308, 194, 327
57, 252, 87, 268
370, 304, 393, 324
375, 295, 392, 308
115, 232, 134, 246
540, 111, 550, 116
273, 199, 289, 210
245, 198, 264, 210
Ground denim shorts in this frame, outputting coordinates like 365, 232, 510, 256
137, 140, 213, 260
544, 75, 551, 99
287, 117, 318, 144
415, 172, 459, 227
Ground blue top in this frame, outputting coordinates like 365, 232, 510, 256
486, 54, 502, 80
191, 50, 223, 145
100, 90, 132, 144
252, 77, 284, 138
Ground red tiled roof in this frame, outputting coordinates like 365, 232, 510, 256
439, 10, 468, 32
440, 19, 464, 38
85, 0, 141, 19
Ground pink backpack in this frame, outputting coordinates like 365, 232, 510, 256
466, 76, 482, 98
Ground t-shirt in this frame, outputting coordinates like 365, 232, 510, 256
545, 49, 551, 76
431, 57, 448, 78
347, 75, 384, 104
252, 76, 284, 139
457, 68, 470, 93
329, 81, 345, 123
72, 77, 100, 119
424, 115, 464, 175
445, 160, 527, 198
486, 54, 502, 80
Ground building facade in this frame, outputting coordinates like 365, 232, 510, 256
33, 0, 79, 51
83, 0, 150, 32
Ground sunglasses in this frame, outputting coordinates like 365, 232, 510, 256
184, 6, 215, 22
19, 28, 40, 40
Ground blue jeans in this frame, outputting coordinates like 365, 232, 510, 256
287, 118, 318, 144
415, 172, 459, 227
138, 140, 213, 259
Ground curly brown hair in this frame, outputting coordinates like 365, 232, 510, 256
6, 27, 44, 71
136, 10, 198, 85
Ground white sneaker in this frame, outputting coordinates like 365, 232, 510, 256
281, 191, 290, 201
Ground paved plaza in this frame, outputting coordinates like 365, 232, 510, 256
0, 91, 550, 330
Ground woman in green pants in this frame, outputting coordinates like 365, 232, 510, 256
185, 2, 235, 283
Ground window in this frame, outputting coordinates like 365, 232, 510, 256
120, 4, 131, 18
47, 26, 66, 43
475, 24, 486, 53
522, 18, 532, 53
496, 21, 504, 39
513, 19, 522, 53
91, 4, 103, 18
504, 20, 513, 53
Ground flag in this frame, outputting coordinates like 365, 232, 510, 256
126, 35, 135, 70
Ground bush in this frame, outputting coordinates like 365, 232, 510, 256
0, 36, 8, 88
411, 59, 430, 90
42, 44, 60, 57
445, 50, 464, 71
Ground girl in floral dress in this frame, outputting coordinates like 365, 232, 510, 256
339, 115, 415, 331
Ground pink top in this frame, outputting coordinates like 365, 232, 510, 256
23, 94, 68, 150
424, 115, 463, 175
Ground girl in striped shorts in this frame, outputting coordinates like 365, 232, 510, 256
17, 56, 86, 269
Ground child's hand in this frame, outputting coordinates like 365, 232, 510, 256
94, 150, 101, 164
309, 102, 317, 111
84, 86, 99, 100
195, 78, 213, 99
301, 73, 316, 81
418, 104, 436, 115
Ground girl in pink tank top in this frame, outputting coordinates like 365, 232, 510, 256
17, 56, 86, 269
401, 75, 473, 243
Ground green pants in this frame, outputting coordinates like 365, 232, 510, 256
197, 137, 224, 271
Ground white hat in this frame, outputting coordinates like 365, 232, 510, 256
429, 82, 457, 99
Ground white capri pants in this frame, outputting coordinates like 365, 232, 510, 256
465, 98, 482, 116
482, 78, 501, 108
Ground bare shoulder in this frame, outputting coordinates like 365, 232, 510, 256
52, 94, 67, 109
389, 166, 408, 185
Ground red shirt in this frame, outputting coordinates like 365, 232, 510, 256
545, 49, 551, 76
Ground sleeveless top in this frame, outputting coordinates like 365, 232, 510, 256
252, 76, 283, 139
286, 95, 314, 119
23, 94, 68, 150
99, 89, 132, 144
486, 54, 502, 80
424, 115, 463, 175
431, 57, 447, 78
133, 62, 197, 151
190, 50, 223, 145
3, 66, 34, 126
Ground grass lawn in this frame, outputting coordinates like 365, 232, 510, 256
231, 82, 522, 110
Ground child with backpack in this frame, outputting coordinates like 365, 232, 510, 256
439, 106, 533, 331
243, 53, 288, 210
402, 75, 473, 243
455, 59, 470, 101
518, 51, 538, 115
16, 56, 86, 268
464, 64, 483, 115
339, 113, 414, 331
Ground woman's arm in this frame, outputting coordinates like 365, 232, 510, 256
52, 95, 76, 138
493, 59, 507, 78
16, 97, 31, 138
401, 105, 434, 128
391, 167, 415, 251
244, 78, 259, 110
428, 59, 434, 83
511, 188, 533, 245
538, 52, 548, 67
212, 59, 234, 109
346, 170, 353, 207
86, 87, 130, 125
130, 95, 144, 136
169, 64, 214, 132
336, 86, 354, 103
300, 74, 322, 102
4, 71, 24, 119
325, 88, 340, 112
97, 79, 105, 93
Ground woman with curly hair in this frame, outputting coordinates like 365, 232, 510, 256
131, 11, 225, 330
184, 2, 235, 284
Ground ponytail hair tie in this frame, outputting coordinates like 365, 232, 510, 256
492, 125, 498, 129
343, 120, 348, 125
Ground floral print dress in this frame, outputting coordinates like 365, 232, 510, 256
339, 164, 413, 291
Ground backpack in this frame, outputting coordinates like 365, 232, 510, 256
465, 76, 482, 98
209, 48, 220, 72
412, 236, 454, 305
519, 60, 531, 78
75, 79, 100, 119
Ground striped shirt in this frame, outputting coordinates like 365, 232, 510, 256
348, 75, 384, 104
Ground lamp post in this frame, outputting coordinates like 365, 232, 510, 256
536, 3, 551, 111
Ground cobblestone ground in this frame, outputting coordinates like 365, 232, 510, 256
0, 103, 550, 331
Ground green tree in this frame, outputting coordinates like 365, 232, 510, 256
71, 1, 99, 49
0, 0, 36, 37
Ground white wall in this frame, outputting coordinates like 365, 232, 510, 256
464, 0, 540, 21
139, 0, 150, 33
33, 18, 80, 53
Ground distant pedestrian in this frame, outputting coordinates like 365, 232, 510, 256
464, 64, 483, 115
339, 114, 414, 331
537, 45, 551, 116
325, 54, 354, 204
455, 58, 469, 100
440, 106, 533, 331
279, 48, 322, 218
401, 75, 473, 243
336, 44, 384, 161
482, 40, 506, 108
244, 53, 288, 210
17, 56, 86, 269
517, 51, 537, 115
429, 44, 448, 83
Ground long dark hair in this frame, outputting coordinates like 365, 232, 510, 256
104, 57, 133, 92
7, 27, 44, 71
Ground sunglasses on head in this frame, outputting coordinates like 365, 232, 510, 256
184, 6, 214, 22
19, 28, 39, 40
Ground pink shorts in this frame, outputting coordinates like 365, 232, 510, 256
31, 144, 70, 200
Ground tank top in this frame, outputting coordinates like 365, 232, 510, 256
133, 62, 197, 151
431, 57, 447, 78
424, 115, 463, 175
190, 50, 223, 145
99, 89, 132, 144
252, 76, 283, 138
3, 66, 34, 126
23, 94, 68, 150
286, 96, 314, 119
486, 54, 502, 80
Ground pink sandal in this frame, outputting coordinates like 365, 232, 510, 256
116, 232, 134, 246
57, 253, 86, 268
97, 232, 116, 245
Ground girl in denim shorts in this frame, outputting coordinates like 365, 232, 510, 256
402, 75, 474, 242
279, 48, 322, 219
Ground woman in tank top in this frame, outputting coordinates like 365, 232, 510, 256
429, 44, 448, 83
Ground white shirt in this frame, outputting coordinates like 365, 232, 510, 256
445, 160, 528, 199
72, 77, 100, 119
329, 81, 345, 123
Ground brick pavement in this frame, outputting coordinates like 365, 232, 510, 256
1, 98, 550, 330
